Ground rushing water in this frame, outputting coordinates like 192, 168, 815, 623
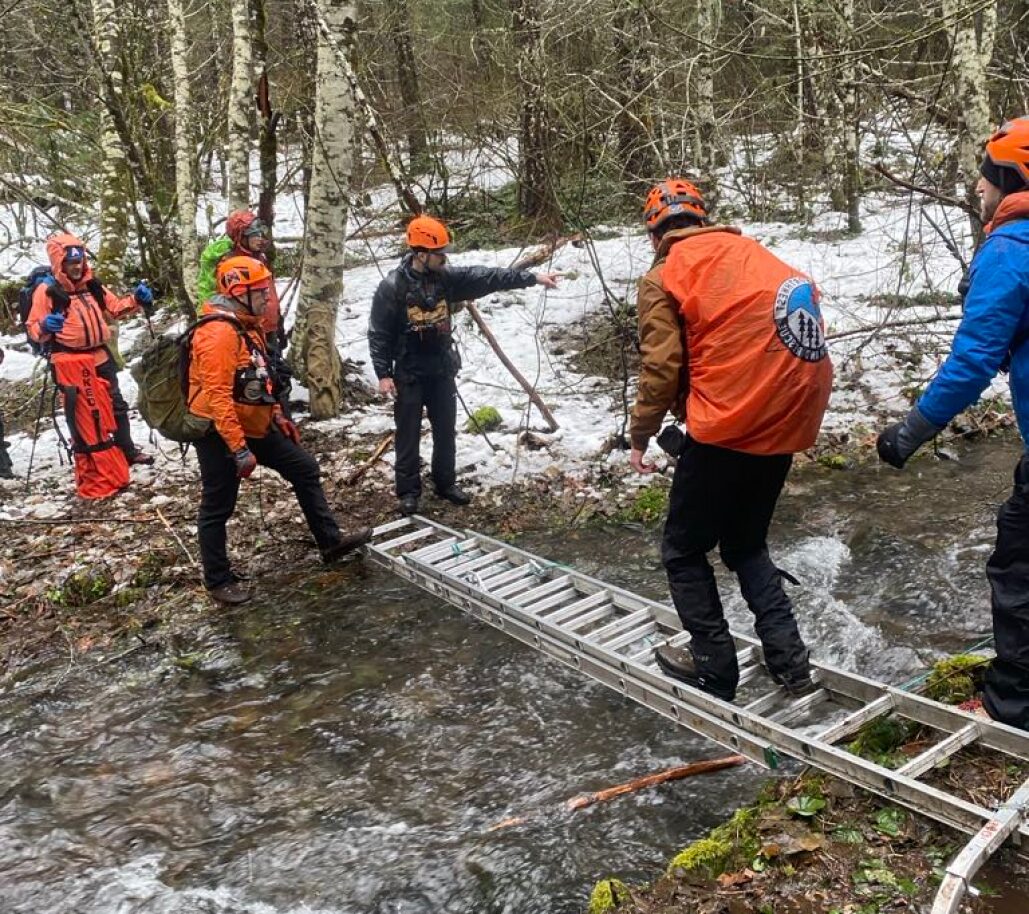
3, 436, 1029, 913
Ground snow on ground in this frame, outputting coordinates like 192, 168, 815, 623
0, 140, 993, 513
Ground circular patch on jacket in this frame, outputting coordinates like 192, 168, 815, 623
773, 277, 826, 362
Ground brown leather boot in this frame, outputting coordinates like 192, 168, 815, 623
321, 527, 373, 564
209, 581, 253, 605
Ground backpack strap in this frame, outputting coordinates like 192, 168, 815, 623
178, 313, 257, 405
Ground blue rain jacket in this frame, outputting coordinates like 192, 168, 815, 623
918, 205, 1029, 446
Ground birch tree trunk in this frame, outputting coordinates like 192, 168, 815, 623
291, 0, 357, 419
228, 0, 254, 209
693, 0, 720, 208
945, 0, 997, 224
839, 0, 861, 232
168, 0, 199, 308
91, 0, 130, 282
613, 4, 658, 196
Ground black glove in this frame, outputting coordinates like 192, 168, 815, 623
877, 407, 942, 469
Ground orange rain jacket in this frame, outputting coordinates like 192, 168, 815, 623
188, 301, 280, 453
630, 226, 833, 455
26, 233, 139, 366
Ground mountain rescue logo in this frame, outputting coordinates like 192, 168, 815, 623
773, 277, 826, 362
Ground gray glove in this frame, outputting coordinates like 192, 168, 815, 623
877, 407, 943, 468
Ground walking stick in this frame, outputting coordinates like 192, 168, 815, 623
24, 371, 50, 491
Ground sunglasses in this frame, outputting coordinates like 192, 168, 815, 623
63, 245, 86, 263
243, 221, 269, 238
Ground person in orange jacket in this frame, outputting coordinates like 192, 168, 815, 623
25, 234, 153, 473
629, 179, 833, 702
189, 255, 370, 605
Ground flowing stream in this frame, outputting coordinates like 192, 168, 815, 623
3, 436, 1029, 912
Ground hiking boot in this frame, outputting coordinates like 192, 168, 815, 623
774, 672, 820, 699
129, 451, 155, 466
436, 484, 471, 506
209, 581, 252, 605
321, 527, 373, 564
654, 644, 736, 702
399, 494, 419, 515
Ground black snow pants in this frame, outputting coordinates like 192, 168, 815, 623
984, 454, 1029, 731
393, 372, 457, 499
661, 436, 810, 698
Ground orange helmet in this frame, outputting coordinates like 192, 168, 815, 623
216, 255, 272, 298
643, 179, 707, 232
983, 118, 1029, 191
406, 215, 451, 252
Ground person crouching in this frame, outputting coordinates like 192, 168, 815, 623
189, 255, 371, 605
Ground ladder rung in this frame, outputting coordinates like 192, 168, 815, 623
444, 548, 507, 575
424, 537, 480, 565
816, 694, 894, 745
482, 564, 536, 591
604, 622, 658, 652
525, 588, 581, 616
372, 517, 412, 538
379, 526, 437, 551
896, 723, 981, 779
409, 536, 460, 561
565, 604, 616, 633
745, 689, 784, 716
512, 575, 573, 607
591, 609, 651, 644
544, 591, 609, 625
737, 664, 764, 687
770, 688, 831, 725
493, 572, 543, 600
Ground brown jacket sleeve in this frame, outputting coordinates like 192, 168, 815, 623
629, 268, 686, 450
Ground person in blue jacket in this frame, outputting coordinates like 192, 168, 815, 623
877, 116, 1029, 731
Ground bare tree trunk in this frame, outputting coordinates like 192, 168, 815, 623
168, 0, 199, 308
292, 0, 357, 419
228, 0, 254, 209
839, 0, 861, 232
946, 0, 997, 228
613, 4, 658, 196
90, 0, 130, 282
388, 0, 427, 166
253, 0, 279, 232
511, 0, 560, 228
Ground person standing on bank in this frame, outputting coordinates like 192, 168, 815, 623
190, 256, 371, 605
368, 215, 559, 515
629, 179, 833, 702
877, 117, 1029, 732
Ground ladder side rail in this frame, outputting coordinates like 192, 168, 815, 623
931, 777, 1029, 914
404, 550, 1001, 838
896, 724, 981, 780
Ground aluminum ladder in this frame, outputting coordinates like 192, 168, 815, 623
365, 515, 1029, 910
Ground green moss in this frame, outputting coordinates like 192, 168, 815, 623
54, 564, 115, 607
667, 807, 760, 879
618, 484, 669, 524
464, 405, 502, 434
847, 715, 918, 768
923, 654, 989, 705
114, 587, 146, 608
817, 454, 849, 470
587, 878, 629, 913
131, 550, 168, 589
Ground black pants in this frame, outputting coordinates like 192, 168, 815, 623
95, 356, 138, 460
661, 437, 808, 696
984, 455, 1029, 730
394, 373, 457, 498
194, 429, 342, 590
0, 412, 12, 476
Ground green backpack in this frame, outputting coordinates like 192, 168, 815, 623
196, 235, 234, 313
132, 315, 245, 442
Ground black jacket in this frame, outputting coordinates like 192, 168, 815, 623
368, 254, 537, 380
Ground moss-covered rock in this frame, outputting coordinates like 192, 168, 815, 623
464, 405, 502, 434
667, 807, 760, 879
53, 563, 116, 607
924, 654, 989, 704
587, 878, 629, 913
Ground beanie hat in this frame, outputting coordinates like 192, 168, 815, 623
980, 156, 1029, 195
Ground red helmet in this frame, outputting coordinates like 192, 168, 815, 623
983, 117, 1029, 188
643, 179, 707, 232
406, 215, 451, 252
216, 255, 272, 298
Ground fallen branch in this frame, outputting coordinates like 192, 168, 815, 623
827, 313, 961, 343
511, 233, 582, 271
872, 163, 979, 220
344, 432, 394, 486
157, 506, 198, 568
488, 754, 745, 831
466, 303, 560, 432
